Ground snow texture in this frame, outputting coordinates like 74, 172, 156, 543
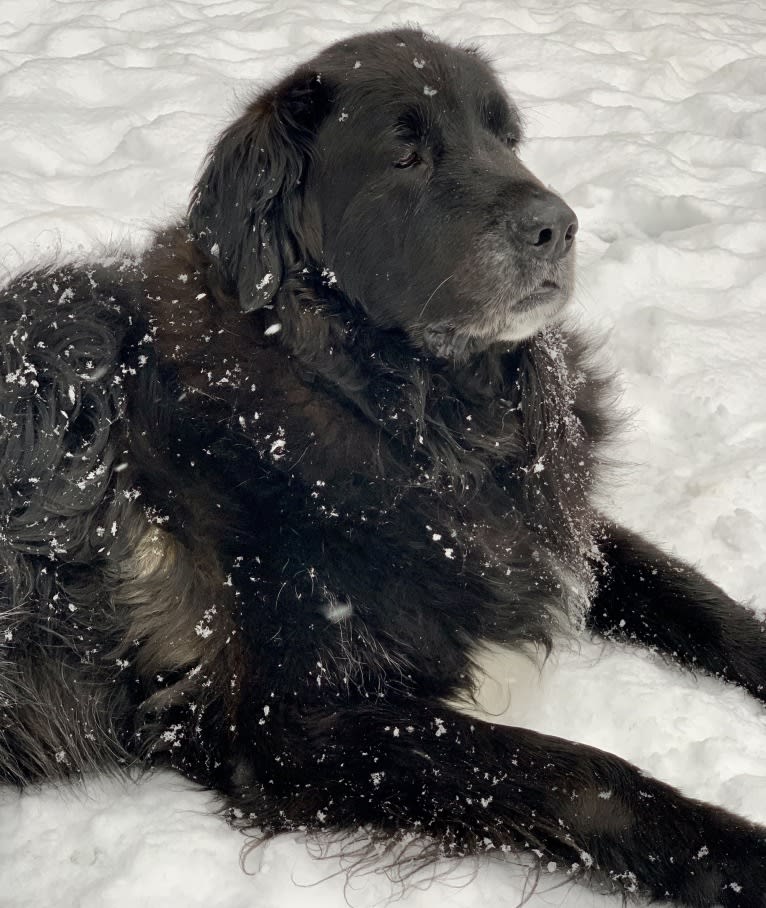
1, 1, 765, 906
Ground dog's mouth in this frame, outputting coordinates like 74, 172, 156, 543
421, 274, 573, 360
513, 280, 562, 311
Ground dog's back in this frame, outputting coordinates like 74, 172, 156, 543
3, 29, 766, 907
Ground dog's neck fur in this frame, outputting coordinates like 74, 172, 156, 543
141, 229, 608, 525
276, 267, 587, 481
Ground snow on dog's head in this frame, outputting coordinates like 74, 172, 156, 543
189, 28, 578, 361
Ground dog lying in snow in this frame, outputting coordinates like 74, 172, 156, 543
2, 27, 765, 907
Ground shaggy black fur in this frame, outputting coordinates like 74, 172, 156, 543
2, 28, 766, 907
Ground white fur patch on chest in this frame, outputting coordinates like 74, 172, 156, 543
447, 642, 544, 726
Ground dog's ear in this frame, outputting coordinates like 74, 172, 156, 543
188, 68, 332, 312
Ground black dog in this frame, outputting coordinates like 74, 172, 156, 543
2, 28, 765, 906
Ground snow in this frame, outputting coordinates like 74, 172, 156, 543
1, 1, 765, 906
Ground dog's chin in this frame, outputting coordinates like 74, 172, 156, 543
422, 286, 571, 360
491, 287, 570, 343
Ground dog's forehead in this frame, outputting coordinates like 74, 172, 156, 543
314, 29, 513, 120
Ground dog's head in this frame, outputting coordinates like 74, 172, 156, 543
189, 29, 577, 359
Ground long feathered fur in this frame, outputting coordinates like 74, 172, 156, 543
3, 27, 766, 908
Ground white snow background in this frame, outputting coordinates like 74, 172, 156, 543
1, 1, 765, 906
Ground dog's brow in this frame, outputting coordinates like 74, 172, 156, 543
394, 104, 433, 140
480, 91, 522, 140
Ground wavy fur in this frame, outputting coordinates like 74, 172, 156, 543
2, 27, 766, 908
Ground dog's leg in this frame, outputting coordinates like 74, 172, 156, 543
239, 701, 766, 906
588, 523, 766, 700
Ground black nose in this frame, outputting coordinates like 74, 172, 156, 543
518, 191, 578, 261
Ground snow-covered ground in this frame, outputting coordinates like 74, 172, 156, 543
1, 1, 765, 906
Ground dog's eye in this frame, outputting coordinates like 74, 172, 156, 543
394, 150, 422, 169
504, 135, 520, 151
